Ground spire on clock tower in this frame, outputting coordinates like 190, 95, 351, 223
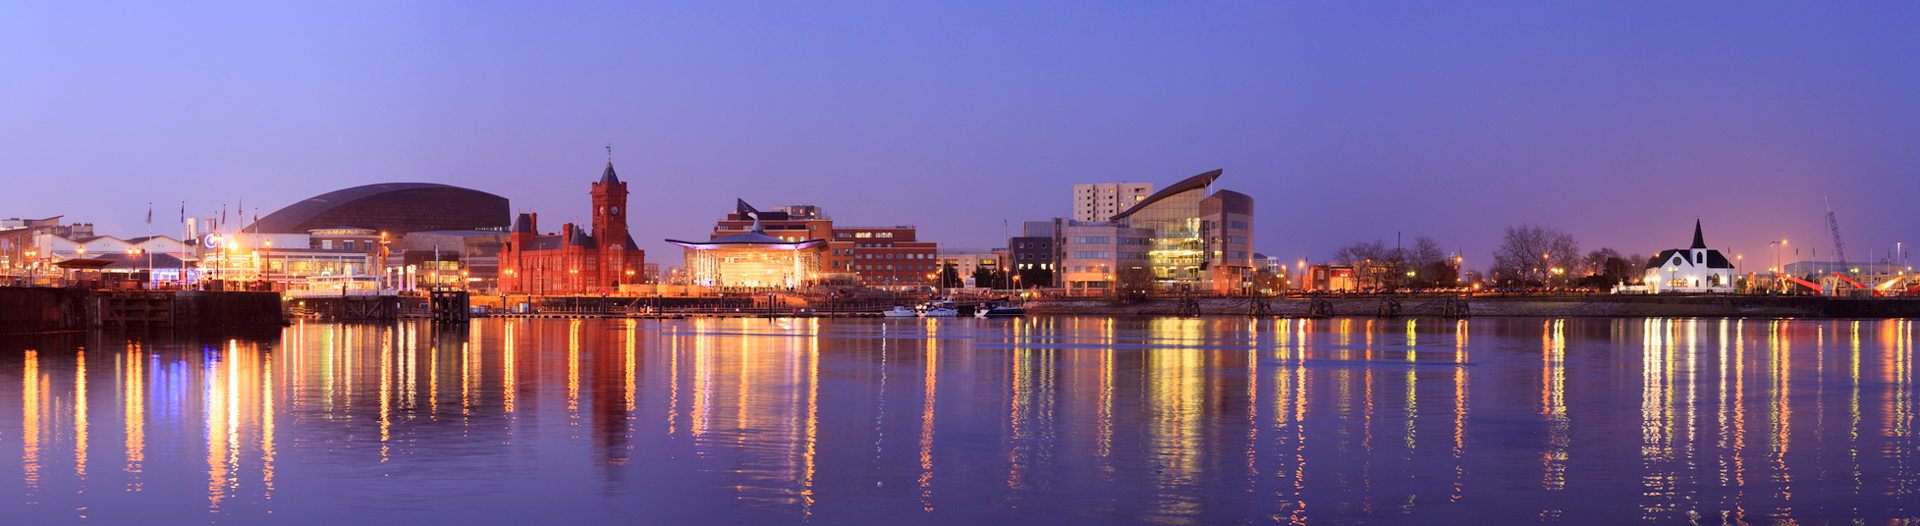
591, 161, 629, 250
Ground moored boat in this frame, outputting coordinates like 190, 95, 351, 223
918, 305, 959, 317
972, 301, 1026, 318
882, 305, 918, 318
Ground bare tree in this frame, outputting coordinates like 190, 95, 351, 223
1582, 247, 1622, 277
1624, 253, 1647, 284
1115, 266, 1154, 300
1409, 236, 1446, 268
1491, 224, 1580, 286
1333, 239, 1397, 290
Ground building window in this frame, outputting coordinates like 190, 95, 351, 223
1073, 252, 1111, 259
1073, 237, 1109, 244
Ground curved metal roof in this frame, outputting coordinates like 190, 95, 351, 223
250, 183, 508, 234
1109, 169, 1223, 221
666, 232, 825, 251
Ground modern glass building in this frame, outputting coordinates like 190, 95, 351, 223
1107, 169, 1255, 293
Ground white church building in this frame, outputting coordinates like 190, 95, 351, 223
1643, 220, 1737, 293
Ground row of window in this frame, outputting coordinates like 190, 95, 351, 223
851, 252, 928, 260
861, 264, 932, 272
315, 239, 375, 250
834, 232, 896, 239
830, 261, 938, 272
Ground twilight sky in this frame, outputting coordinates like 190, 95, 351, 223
5, 2, 1918, 271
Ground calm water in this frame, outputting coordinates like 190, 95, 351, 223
1, 317, 1917, 524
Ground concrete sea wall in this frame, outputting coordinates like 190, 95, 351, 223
1024, 295, 1920, 319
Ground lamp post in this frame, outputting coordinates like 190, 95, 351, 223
1734, 254, 1745, 292
1541, 252, 1550, 288
74, 246, 86, 286
1770, 239, 1786, 275
24, 249, 36, 285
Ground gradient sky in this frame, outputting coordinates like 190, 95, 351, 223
5, 2, 1918, 271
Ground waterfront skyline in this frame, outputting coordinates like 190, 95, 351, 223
5, 3, 1920, 268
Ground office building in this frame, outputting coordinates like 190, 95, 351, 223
1072, 183, 1154, 222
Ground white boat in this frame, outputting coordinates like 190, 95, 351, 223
918, 306, 959, 318
973, 302, 1026, 318
883, 306, 918, 318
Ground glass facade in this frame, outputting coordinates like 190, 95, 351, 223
1124, 186, 1208, 287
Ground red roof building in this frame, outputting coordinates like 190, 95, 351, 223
498, 163, 645, 295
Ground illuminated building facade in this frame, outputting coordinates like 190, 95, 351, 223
669, 200, 826, 289
1643, 220, 1735, 293
1055, 220, 1153, 294
1106, 169, 1256, 294
704, 201, 937, 290
499, 163, 646, 295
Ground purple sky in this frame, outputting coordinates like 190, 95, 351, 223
5, 3, 1918, 270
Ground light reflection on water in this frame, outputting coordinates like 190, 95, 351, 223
1, 317, 1917, 524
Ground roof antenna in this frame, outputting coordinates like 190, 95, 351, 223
606, 143, 613, 164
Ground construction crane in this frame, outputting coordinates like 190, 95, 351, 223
1826, 197, 1849, 265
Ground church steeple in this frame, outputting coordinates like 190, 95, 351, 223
1690, 219, 1707, 249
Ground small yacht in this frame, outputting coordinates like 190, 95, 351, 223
972, 301, 1026, 318
882, 305, 918, 318
917, 304, 959, 318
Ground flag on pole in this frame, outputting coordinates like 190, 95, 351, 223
146, 203, 152, 224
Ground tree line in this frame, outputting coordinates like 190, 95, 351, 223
1330, 224, 1649, 289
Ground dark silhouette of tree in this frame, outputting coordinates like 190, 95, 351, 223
1491, 224, 1580, 286
937, 262, 963, 288
1115, 266, 1154, 300
1015, 266, 1052, 289
971, 267, 1005, 289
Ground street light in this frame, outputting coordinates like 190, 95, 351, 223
1770, 239, 1787, 276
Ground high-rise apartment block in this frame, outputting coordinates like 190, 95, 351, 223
1072, 183, 1154, 222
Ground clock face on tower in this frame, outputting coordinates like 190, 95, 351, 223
612, 206, 619, 215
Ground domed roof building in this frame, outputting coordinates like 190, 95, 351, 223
250, 183, 509, 235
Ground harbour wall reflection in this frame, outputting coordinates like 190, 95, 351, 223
0, 317, 1915, 523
